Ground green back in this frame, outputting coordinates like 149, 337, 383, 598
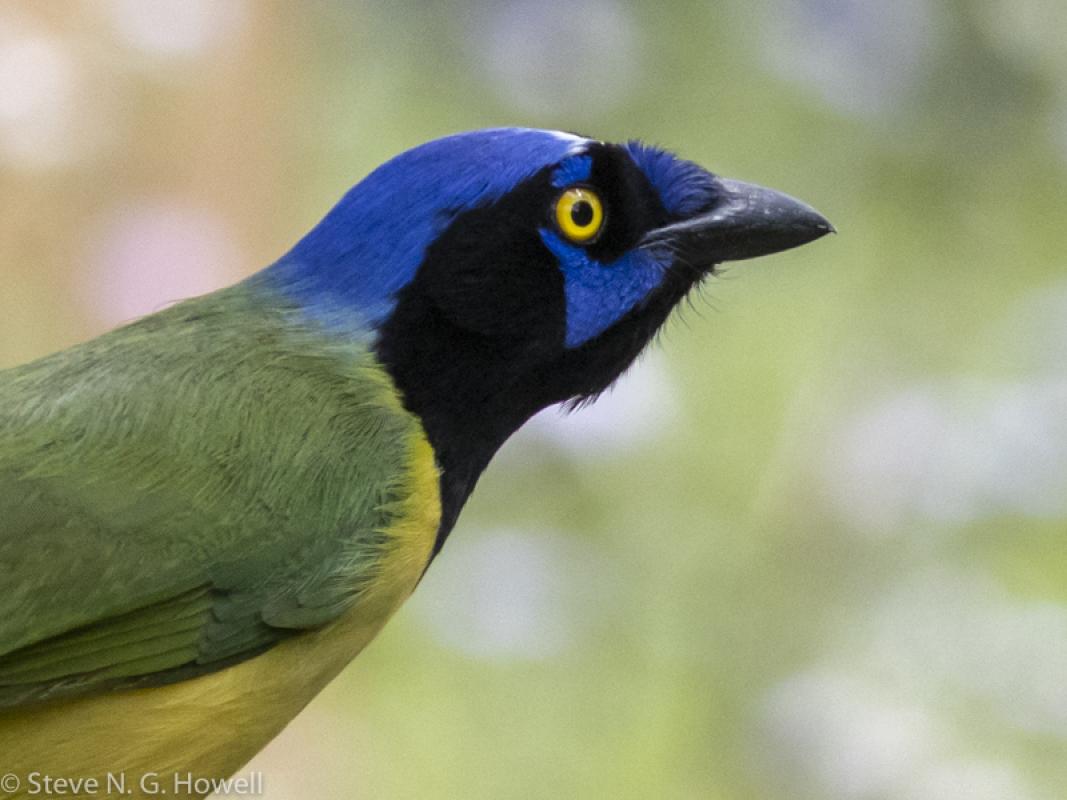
0, 282, 424, 707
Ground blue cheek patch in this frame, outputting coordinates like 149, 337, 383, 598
540, 230, 668, 348
552, 155, 593, 188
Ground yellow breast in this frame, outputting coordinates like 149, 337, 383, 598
0, 434, 441, 800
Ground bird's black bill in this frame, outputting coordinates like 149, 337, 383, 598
641, 178, 833, 268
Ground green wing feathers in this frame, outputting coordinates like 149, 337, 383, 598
0, 284, 428, 707
0, 587, 212, 706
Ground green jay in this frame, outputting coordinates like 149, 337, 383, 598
0, 129, 830, 798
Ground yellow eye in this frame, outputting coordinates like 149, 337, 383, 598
554, 187, 605, 244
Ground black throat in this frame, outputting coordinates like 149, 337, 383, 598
373, 150, 687, 556
374, 289, 567, 557
374, 271, 690, 557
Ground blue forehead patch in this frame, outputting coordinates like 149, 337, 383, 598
540, 229, 669, 348
625, 141, 718, 218
552, 155, 593, 188
266, 128, 587, 327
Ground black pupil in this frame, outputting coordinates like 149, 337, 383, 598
571, 200, 594, 228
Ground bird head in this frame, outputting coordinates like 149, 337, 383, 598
265, 128, 831, 538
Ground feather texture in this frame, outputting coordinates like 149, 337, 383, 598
0, 278, 439, 708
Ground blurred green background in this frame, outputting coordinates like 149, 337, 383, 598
3, 1, 1067, 798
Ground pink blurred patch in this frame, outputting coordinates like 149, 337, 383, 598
83, 203, 245, 329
